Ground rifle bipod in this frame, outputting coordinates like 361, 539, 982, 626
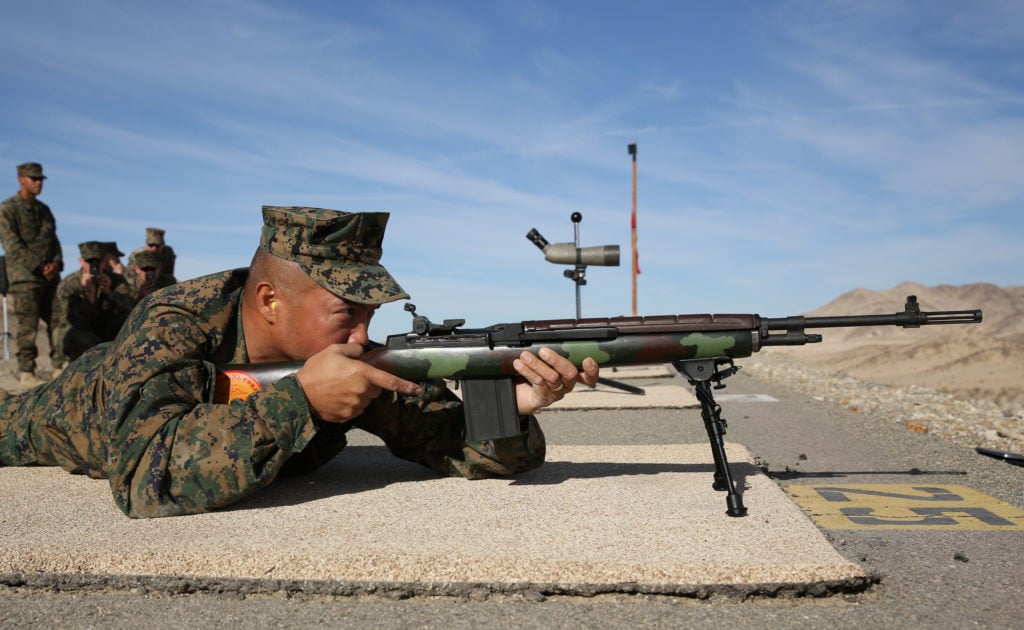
673, 358, 748, 517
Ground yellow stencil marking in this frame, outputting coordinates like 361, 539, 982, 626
784, 484, 1024, 531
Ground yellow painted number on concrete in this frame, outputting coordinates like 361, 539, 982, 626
784, 484, 1024, 530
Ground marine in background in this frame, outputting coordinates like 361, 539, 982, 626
126, 249, 176, 302
0, 162, 63, 386
128, 227, 176, 281
52, 241, 135, 362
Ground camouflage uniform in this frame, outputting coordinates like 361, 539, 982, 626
125, 248, 176, 302
0, 163, 63, 373
127, 227, 176, 280
0, 207, 545, 518
51, 242, 136, 361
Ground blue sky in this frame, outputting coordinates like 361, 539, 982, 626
2, 0, 1021, 335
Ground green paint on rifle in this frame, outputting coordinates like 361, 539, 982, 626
680, 332, 738, 357
561, 342, 613, 366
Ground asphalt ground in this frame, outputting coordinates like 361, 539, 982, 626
2, 368, 1022, 628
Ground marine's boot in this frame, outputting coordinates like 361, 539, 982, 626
18, 371, 46, 387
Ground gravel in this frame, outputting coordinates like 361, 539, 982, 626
742, 355, 1024, 458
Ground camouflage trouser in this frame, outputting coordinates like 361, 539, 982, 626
8, 281, 61, 373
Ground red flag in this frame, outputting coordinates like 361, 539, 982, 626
631, 210, 640, 274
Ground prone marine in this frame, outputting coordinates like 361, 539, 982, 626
0, 206, 599, 518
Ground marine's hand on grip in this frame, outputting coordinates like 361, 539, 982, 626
296, 343, 423, 423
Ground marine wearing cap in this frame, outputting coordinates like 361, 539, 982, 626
145, 228, 165, 246
78, 241, 105, 261
100, 242, 125, 257
16, 162, 46, 179
133, 249, 162, 269
259, 206, 409, 305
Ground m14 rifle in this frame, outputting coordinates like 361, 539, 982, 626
216, 295, 981, 517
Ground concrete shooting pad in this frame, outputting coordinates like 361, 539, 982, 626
0, 442, 867, 597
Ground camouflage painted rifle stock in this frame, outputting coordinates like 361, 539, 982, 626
216, 295, 981, 516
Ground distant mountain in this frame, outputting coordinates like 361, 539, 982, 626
805, 282, 1024, 342
764, 282, 1024, 413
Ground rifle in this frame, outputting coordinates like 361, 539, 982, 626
215, 295, 982, 517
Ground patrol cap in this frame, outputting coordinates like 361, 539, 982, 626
145, 227, 165, 246
17, 162, 46, 179
259, 206, 409, 305
78, 241, 105, 261
133, 249, 161, 269
100, 241, 125, 257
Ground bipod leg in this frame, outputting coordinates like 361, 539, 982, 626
675, 359, 747, 518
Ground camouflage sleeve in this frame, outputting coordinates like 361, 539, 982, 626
0, 199, 62, 279
103, 308, 321, 518
0, 201, 42, 279
351, 382, 546, 479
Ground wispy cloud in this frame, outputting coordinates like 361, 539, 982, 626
1, 1, 1020, 333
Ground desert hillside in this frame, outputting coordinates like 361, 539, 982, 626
760, 282, 1024, 415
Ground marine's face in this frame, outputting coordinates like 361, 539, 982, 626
101, 253, 120, 273
275, 281, 377, 361
18, 175, 43, 197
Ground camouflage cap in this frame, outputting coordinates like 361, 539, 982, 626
17, 162, 46, 179
145, 227, 165, 246
100, 241, 125, 257
260, 206, 409, 305
133, 249, 162, 269
78, 241, 105, 261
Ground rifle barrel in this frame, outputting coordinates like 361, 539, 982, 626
802, 309, 982, 329
762, 294, 982, 332
762, 308, 982, 332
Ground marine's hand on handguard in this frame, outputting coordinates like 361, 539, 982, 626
512, 347, 600, 415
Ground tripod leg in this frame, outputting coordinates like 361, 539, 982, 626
597, 376, 646, 395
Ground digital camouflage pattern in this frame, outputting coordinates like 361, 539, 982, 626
0, 188, 64, 372
0, 268, 545, 518
260, 206, 409, 305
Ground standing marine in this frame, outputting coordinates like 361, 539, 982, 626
0, 162, 63, 385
